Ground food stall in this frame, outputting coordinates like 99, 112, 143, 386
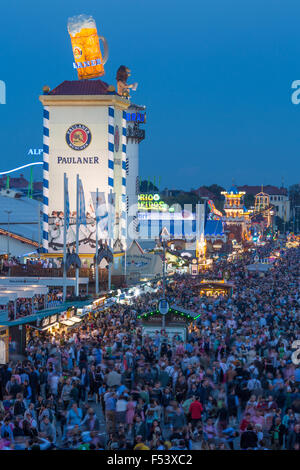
139, 304, 201, 344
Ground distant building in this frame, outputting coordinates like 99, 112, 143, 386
0, 175, 43, 200
161, 188, 185, 197
191, 186, 217, 200
0, 190, 41, 258
0, 174, 28, 190
238, 185, 290, 222
221, 185, 252, 243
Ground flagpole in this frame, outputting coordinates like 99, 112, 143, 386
63, 173, 67, 302
95, 187, 99, 297
75, 174, 79, 297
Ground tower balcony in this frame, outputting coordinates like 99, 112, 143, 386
127, 126, 145, 143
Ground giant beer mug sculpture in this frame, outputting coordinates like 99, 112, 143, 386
68, 14, 108, 80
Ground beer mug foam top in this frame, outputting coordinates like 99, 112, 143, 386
68, 14, 108, 80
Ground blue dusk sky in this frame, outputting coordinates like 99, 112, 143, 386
0, 0, 300, 191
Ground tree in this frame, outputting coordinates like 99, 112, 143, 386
204, 184, 225, 198
244, 194, 255, 209
163, 192, 200, 211
139, 180, 159, 193
203, 184, 225, 211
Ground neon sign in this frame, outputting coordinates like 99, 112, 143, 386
138, 193, 166, 211
125, 113, 145, 123
28, 149, 43, 156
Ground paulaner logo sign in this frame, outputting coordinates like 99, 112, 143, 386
57, 156, 100, 164
66, 124, 92, 150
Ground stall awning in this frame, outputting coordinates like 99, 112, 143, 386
69, 316, 82, 323
0, 286, 48, 298
170, 304, 201, 320
0, 296, 10, 305
60, 320, 76, 327
0, 291, 18, 303
0, 299, 93, 326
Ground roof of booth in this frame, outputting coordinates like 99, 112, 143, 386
0, 299, 93, 326
48, 80, 114, 96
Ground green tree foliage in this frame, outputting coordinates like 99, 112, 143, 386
139, 180, 159, 193
244, 194, 255, 209
163, 192, 200, 211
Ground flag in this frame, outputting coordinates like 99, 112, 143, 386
65, 175, 70, 230
78, 178, 86, 226
109, 192, 116, 239
94, 191, 109, 239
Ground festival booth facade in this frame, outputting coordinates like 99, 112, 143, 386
112, 241, 163, 285
139, 304, 200, 344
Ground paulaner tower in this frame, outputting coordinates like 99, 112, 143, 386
39, 80, 130, 255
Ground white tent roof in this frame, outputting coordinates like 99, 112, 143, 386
0, 285, 48, 296
0, 277, 88, 287
0, 194, 40, 242
0, 291, 18, 303
0, 287, 37, 298
0, 295, 10, 305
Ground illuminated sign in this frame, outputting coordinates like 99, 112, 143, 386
125, 113, 145, 123
191, 265, 198, 275
138, 194, 166, 211
28, 149, 43, 156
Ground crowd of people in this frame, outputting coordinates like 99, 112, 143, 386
5, 290, 63, 322
0, 237, 299, 450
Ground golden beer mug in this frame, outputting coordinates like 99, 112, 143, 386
68, 15, 108, 80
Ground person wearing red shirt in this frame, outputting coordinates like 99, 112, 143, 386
240, 412, 252, 432
188, 396, 203, 428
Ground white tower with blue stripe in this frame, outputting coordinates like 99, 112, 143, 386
39, 80, 130, 256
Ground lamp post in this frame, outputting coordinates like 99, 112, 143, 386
160, 227, 169, 331
162, 239, 166, 330
4, 210, 12, 257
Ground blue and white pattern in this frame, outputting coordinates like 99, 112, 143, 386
42, 106, 50, 253
78, 178, 87, 226
121, 111, 127, 243
108, 107, 114, 190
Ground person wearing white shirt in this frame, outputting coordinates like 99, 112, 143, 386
115, 396, 127, 426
